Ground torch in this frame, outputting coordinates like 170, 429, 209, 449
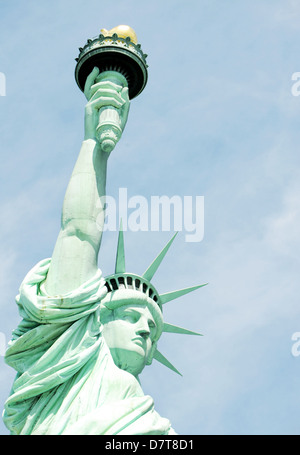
75, 25, 148, 153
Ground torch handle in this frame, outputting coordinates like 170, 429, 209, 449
95, 71, 128, 153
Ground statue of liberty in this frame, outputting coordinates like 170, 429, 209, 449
3, 26, 205, 435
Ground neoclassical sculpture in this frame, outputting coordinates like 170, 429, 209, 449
3, 26, 205, 435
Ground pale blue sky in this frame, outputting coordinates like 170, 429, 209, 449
1, 0, 300, 435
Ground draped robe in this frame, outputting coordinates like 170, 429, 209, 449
3, 259, 175, 435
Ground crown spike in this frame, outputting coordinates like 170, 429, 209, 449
115, 220, 126, 274
153, 349, 182, 376
163, 322, 202, 336
159, 283, 208, 305
142, 232, 178, 281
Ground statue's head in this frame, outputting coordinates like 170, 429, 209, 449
100, 226, 206, 378
100, 297, 161, 377
102, 304, 156, 376
100, 275, 164, 377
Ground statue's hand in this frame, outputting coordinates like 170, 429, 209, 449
84, 67, 130, 146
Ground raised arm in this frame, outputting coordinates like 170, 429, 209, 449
44, 68, 130, 295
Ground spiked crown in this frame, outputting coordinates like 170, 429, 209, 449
101, 224, 207, 375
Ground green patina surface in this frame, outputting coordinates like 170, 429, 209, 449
3, 32, 204, 434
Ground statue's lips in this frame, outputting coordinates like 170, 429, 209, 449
132, 337, 146, 348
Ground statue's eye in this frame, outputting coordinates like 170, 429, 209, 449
123, 311, 138, 323
148, 320, 157, 337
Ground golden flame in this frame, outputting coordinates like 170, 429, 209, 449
100, 25, 138, 44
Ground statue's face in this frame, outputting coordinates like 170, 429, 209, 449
102, 303, 157, 377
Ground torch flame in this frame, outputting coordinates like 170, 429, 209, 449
100, 25, 138, 44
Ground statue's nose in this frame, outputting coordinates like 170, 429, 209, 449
136, 318, 151, 339
138, 329, 150, 340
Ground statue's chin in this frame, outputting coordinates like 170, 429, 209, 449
109, 347, 147, 377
